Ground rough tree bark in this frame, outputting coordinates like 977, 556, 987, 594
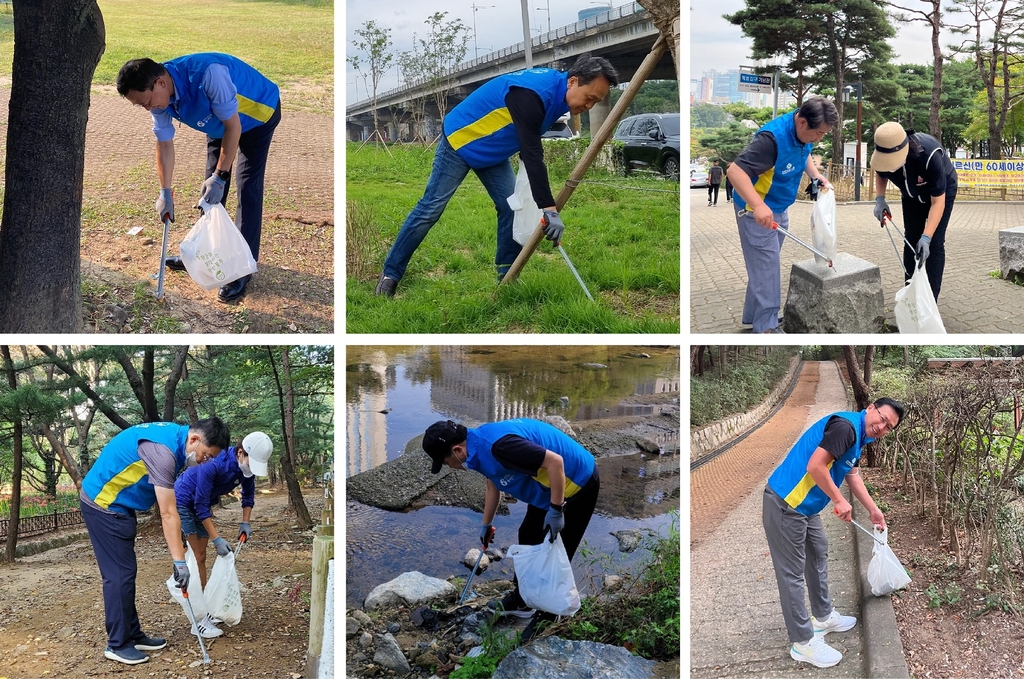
2, 346, 23, 563
267, 347, 313, 530
0, 2, 105, 332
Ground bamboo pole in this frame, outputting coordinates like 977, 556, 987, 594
500, 34, 669, 285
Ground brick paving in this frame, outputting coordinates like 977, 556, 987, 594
689, 192, 1024, 333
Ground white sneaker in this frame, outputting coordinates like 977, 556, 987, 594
190, 614, 223, 638
791, 634, 842, 668
812, 609, 857, 635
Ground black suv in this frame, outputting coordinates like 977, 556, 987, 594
612, 113, 680, 179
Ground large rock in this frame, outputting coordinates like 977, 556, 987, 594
611, 529, 652, 553
373, 632, 411, 673
1000, 226, 1024, 281
463, 549, 490, 572
543, 415, 577, 437
783, 252, 885, 334
492, 636, 656, 678
364, 571, 457, 611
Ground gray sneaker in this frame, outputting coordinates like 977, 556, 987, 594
374, 273, 398, 297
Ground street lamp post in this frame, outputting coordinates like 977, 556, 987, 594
472, 3, 495, 58
536, 0, 550, 34
844, 79, 864, 201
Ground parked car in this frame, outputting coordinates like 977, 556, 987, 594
542, 113, 579, 140
612, 112, 680, 179
690, 164, 709, 188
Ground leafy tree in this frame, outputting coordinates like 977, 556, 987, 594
941, 58, 984, 152
697, 122, 757, 163
397, 50, 429, 142
610, 81, 680, 115
722, 102, 775, 126
418, 12, 471, 125
690, 102, 729, 128
349, 20, 394, 141
885, 0, 946, 137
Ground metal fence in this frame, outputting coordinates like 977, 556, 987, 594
0, 510, 84, 541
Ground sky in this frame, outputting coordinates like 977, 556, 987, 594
689, 0, 942, 86
344, 0, 628, 102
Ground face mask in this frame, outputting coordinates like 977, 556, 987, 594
239, 461, 253, 478
185, 450, 198, 468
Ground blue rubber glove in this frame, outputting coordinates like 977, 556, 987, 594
238, 522, 252, 541
542, 210, 564, 245
479, 524, 495, 549
873, 195, 889, 223
172, 560, 190, 591
212, 536, 231, 557
156, 188, 174, 222
201, 173, 226, 208
916, 234, 931, 268
542, 504, 565, 543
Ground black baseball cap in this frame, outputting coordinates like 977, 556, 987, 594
422, 420, 466, 473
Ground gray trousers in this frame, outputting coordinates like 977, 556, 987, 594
762, 487, 833, 643
736, 209, 789, 333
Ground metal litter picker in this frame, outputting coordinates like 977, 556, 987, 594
880, 209, 917, 278
154, 215, 172, 300
738, 209, 835, 268
182, 586, 211, 665
458, 527, 494, 605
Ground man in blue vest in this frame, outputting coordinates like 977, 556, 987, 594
422, 418, 600, 642
726, 97, 839, 333
117, 54, 282, 303
79, 418, 230, 665
763, 397, 904, 669
173, 431, 273, 636
374, 53, 619, 297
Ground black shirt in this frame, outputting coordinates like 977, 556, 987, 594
733, 131, 779, 180
505, 87, 557, 209
819, 416, 859, 467
491, 433, 547, 476
876, 131, 958, 203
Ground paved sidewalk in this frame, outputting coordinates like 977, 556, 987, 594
691, 361, 872, 678
689, 196, 1024, 333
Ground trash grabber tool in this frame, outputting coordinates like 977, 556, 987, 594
850, 519, 886, 546
557, 244, 595, 301
154, 216, 171, 300
769, 220, 834, 268
182, 587, 211, 664
459, 527, 494, 605
880, 209, 915, 278
234, 532, 246, 559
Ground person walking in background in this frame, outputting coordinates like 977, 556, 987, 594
726, 97, 837, 334
763, 398, 904, 669
725, 169, 733, 203
871, 122, 958, 300
707, 160, 723, 206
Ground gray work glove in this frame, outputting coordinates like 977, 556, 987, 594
542, 504, 565, 543
479, 524, 495, 549
212, 536, 231, 557
541, 210, 564, 245
172, 559, 190, 591
156, 188, 174, 223
200, 173, 226, 208
916, 234, 931, 268
873, 195, 890, 223
238, 522, 252, 541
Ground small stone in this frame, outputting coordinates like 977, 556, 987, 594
603, 575, 623, 592
142, 237, 155, 245
121, 254, 131, 261
352, 609, 372, 625
359, 631, 372, 649
386, 622, 400, 634
463, 549, 490, 572
346, 617, 360, 638
484, 547, 504, 561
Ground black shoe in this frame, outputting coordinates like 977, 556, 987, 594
374, 273, 398, 297
521, 611, 557, 643
487, 590, 535, 619
218, 275, 251, 303
164, 256, 187, 271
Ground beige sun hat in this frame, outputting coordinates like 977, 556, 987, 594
871, 122, 910, 173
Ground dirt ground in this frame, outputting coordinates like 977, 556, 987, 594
0, 85, 334, 334
0, 488, 327, 679
866, 468, 1024, 679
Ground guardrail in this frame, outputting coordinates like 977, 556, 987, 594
0, 509, 84, 540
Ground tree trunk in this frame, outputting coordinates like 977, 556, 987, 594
162, 346, 189, 422
928, 0, 942, 139
2, 346, 23, 563
41, 423, 83, 490
842, 346, 871, 410
0, 2, 105, 332
282, 348, 298, 471
267, 347, 313, 530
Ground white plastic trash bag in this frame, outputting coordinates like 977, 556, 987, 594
809, 187, 837, 266
205, 552, 243, 626
178, 202, 257, 290
894, 265, 946, 333
507, 534, 581, 616
508, 166, 545, 246
867, 527, 912, 596
166, 544, 208, 623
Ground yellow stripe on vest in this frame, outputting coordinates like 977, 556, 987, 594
447, 108, 514, 151
236, 94, 275, 123
753, 167, 775, 202
533, 468, 584, 499
782, 458, 833, 509
94, 460, 150, 509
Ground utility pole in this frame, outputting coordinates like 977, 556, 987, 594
520, 0, 533, 68
844, 78, 864, 201
536, 0, 550, 33
472, 3, 495, 58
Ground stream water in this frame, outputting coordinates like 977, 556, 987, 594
345, 346, 680, 605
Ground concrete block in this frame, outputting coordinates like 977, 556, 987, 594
783, 252, 885, 334
999, 226, 1024, 280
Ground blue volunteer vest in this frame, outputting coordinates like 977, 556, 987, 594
163, 53, 280, 139
465, 419, 595, 509
734, 111, 813, 213
82, 422, 189, 515
443, 69, 570, 168
767, 411, 872, 516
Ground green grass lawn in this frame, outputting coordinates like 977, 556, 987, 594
346, 142, 681, 333
0, 0, 332, 112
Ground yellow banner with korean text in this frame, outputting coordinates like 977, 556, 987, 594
952, 160, 1024, 188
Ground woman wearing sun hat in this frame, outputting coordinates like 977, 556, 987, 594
871, 122, 958, 299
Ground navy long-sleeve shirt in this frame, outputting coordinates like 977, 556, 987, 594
174, 446, 255, 522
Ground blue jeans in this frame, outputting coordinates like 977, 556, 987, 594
381, 136, 520, 281
737, 209, 789, 333
177, 504, 210, 538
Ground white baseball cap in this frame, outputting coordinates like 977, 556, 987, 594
242, 431, 273, 477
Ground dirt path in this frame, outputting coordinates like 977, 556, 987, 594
0, 488, 325, 678
0, 87, 333, 333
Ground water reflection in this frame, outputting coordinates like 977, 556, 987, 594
346, 346, 680, 476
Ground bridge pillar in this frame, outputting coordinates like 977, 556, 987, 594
588, 93, 613, 136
